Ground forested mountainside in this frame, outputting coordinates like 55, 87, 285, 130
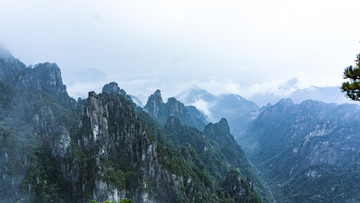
0, 49, 265, 202
239, 99, 360, 202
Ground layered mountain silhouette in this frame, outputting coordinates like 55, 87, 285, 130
0, 47, 267, 202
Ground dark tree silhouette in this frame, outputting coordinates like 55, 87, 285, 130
342, 54, 360, 101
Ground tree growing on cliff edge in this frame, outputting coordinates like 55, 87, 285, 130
342, 54, 360, 101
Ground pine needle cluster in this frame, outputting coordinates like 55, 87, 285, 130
342, 54, 360, 101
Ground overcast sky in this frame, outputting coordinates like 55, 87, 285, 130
1, 0, 360, 102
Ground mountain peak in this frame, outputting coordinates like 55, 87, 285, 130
144, 89, 165, 119
144, 90, 208, 130
218, 118, 231, 133
147, 89, 163, 103
102, 82, 140, 107
32, 62, 68, 94
88, 91, 97, 98
219, 118, 229, 129
102, 81, 128, 96
0, 43, 15, 63
154, 89, 161, 97
102, 82, 120, 93
167, 97, 179, 104
204, 118, 231, 137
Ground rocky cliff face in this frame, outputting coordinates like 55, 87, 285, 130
224, 171, 260, 203
67, 91, 189, 202
0, 56, 79, 202
0, 53, 76, 107
144, 89, 163, 116
239, 99, 360, 202
0, 65, 189, 202
144, 89, 208, 130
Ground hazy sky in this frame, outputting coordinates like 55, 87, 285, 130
1, 0, 360, 102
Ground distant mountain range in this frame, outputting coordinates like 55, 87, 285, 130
175, 86, 358, 141
250, 85, 357, 107
176, 87, 259, 138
